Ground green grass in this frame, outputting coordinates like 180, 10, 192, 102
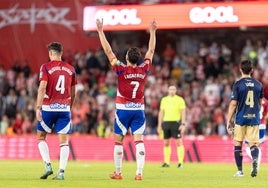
0, 160, 267, 188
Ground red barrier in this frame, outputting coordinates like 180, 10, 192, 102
0, 135, 267, 163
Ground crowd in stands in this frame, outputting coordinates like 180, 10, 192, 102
1, 35, 268, 138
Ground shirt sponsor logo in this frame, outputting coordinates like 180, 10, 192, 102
125, 102, 142, 108
245, 82, 254, 87
50, 103, 67, 109
243, 114, 256, 119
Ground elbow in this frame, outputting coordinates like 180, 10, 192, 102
71, 91, 76, 99
104, 48, 112, 56
38, 87, 46, 94
150, 48, 155, 54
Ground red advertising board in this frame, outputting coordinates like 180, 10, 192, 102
0, 135, 267, 164
83, 1, 268, 31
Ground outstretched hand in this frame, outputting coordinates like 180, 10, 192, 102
149, 19, 157, 31
96, 18, 104, 32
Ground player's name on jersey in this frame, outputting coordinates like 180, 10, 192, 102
124, 73, 145, 79
48, 66, 73, 75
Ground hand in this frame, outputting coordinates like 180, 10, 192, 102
179, 125, 185, 134
149, 19, 157, 32
226, 122, 234, 135
157, 124, 162, 135
96, 18, 104, 32
36, 109, 42, 122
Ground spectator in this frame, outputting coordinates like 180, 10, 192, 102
13, 112, 23, 135
6, 122, 16, 136
0, 115, 9, 135
21, 59, 31, 78
5, 88, 17, 119
22, 113, 33, 134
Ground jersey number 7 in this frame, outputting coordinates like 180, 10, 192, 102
130, 81, 139, 99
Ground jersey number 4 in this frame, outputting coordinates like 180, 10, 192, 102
245, 90, 254, 108
55, 75, 65, 94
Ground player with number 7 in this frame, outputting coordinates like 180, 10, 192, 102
96, 18, 157, 180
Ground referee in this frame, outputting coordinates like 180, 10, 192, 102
157, 82, 186, 168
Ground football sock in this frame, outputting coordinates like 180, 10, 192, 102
114, 143, 123, 174
250, 145, 259, 160
135, 141, 145, 175
234, 146, 243, 171
258, 147, 262, 169
38, 140, 51, 164
245, 146, 252, 159
177, 145, 185, 164
59, 144, 69, 171
164, 145, 171, 164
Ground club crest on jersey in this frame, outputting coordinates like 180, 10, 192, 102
50, 103, 67, 109
125, 102, 142, 108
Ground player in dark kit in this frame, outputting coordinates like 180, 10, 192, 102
226, 60, 263, 178
96, 18, 157, 180
36, 42, 77, 180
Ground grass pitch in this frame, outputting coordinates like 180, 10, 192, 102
0, 160, 267, 188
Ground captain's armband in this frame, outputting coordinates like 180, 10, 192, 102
110, 58, 120, 66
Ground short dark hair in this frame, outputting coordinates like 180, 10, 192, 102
168, 80, 177, 88
240, 60, 253, 74
127, 47, 141, 64
47, 42, 63, 53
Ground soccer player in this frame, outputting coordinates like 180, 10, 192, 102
245, 97, 268, 170
96, 18, 157, 180
36, 42, 77, 180
157, 82, 186, 168
226, 60, 263, 178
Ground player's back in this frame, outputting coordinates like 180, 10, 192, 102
234, 77, 263, 125
113, 59, 151, 110
115, 61, 150, 100
41, 61, 76, 108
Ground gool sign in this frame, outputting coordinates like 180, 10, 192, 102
189, 6, 238, 24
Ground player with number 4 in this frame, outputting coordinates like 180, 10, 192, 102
96, 18, 157, 180
226, 60, 263, 178
36, 42, 77, 180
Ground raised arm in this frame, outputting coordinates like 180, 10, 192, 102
96, 19, 116, 63
145, 19, 157, 61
